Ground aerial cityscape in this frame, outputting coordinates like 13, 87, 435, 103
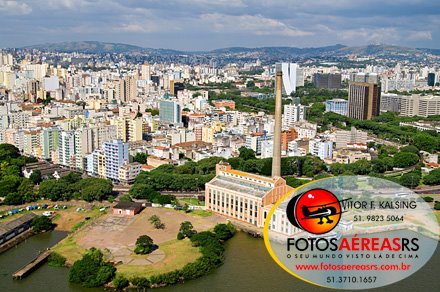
0, 1, 439, 291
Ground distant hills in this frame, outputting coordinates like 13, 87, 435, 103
20, 41, 440, 58
23, 41, 145, 54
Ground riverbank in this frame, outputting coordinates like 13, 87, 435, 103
53, 207, 227, 284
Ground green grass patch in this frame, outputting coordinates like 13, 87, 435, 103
178, 198, 205, 206
52, 235, 86, 264
117, 238, 201, 279
189, 209, 212, 217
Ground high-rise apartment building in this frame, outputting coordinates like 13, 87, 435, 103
141, 63, 151, 81
348, 74, 381, 120
160, 100, 181, 124
282, 103, 306, 128
428, 73, 436, 87
110, 117, 143, 142
117, 76, 136, 103
58, 131, 75, 167
103, 139, 129, 182
313, 73, 342, 90
74, 128, 93, 170
380, 94, 402, 113
275, 63, 302, 95
400, 95, 440, 117
335, 127, 368, 149
309, 139, 333, 160
41, 127, 60, 160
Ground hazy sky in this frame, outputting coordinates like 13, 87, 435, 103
1, 0, 439, 50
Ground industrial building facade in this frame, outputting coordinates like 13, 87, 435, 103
205, 162, 292, 227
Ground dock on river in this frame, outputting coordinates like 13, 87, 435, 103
12, 249, 52, 279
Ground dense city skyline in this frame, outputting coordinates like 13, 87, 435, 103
0, 0, 440, 50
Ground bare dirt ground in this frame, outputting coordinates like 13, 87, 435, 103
74, 207, 227, 265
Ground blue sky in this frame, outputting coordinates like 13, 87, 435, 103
0, 0, 439, 50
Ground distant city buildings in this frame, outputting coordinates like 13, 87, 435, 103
0, 46, 438, 189
335, 127, 367, 149
325, 99, 348, 116
428, 73, 436, 87
275, 63, 303, 95
212, 100, 235, 110
309, 138, 333, 160
313, 73, 341, 90
380, 93, 402, 113
282, 102, 306, 128
381, 94, 440, 117
400, 95, 440, 117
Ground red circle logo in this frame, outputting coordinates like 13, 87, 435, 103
286, 188, 342, 235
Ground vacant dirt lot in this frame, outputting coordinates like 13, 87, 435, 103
73, 207, 227, 265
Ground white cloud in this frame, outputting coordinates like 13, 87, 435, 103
200, 13, 313, 37
406, 30, 432, 41
337, 28, 401, 44
0, 0, 32, 15
112, 23, 161, 33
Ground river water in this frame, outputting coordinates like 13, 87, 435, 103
0, 231, 438, 292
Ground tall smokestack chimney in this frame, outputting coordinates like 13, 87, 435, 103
272, 71, 282, 178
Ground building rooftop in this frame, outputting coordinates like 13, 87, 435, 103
0, 213, 37, 237
208, 175, 272, 198
226, 169, 274, 184
113, 202, 142, 210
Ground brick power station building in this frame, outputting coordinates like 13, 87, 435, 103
205, 162, 292, 227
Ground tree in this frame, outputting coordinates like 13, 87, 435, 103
29, 169, 42, 184
3, 165, 20, 176
19, 178, 38, 202
0, 175, 22, 196
214, 223, 235, 241
238, 147, 256, 161
330, 163, 346, 175
423, 196, 434, 203
133, 153, 148, 164
69, 248, 116, 288
129, 184, 159, 200
178, 221, 195, 239
413, 133, 438, 153
246, 80, 255, 88
62, 172, 82, 184
149, 215, 165, 229
131, 276, 150, 289
399, 172, 421, 189
347, 159, 372, 175
424, 168, 440, 185
39, 179, 66, 201
400, 145, 419, 154
0, 143, 20, 161
4, 192, 25, 205
76, 178, 113, 201
393, 152, 419, 168
134, 235, 155, 254
435, 202, 440, 210
31, 216, 55, 232
119, 194, 132, 202
112, 274, 129, 290
48, 252, 67, 267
